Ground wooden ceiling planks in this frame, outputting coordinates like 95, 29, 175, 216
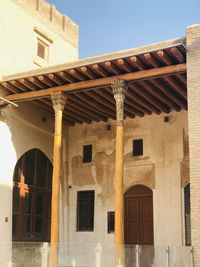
0, 44, 187, 126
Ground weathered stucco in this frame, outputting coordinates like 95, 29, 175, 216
67, 110, 188, 248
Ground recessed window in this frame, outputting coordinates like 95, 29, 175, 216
83, 144, 92, 163
107, 211, 115, 233
184, 184, 191, 246
37, 40, 48, 61
77, 190, 95, 231
132, 139, 143, 156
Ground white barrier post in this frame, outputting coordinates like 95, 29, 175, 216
166, 246, 170, 267
136, 245, 140, 267
41, 242, 48, 267
96, 243, 102, 267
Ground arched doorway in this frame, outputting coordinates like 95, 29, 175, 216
124, 185, 154, 245
12, 149, 53, 242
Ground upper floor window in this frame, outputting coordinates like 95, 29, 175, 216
83, 144, 93, 163
34, 26, 53, 67
132, 139, 143, 156
37, 40, 47, 60
37, 39, 49, 62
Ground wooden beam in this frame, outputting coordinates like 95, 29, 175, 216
41, 98, 83, 124
84, 91, 118, 117
20, 79, 36, 90
91, 64, 108, 77
68, 95, 108, 122
10, 81, 27, 92
2, 82, 19, 93
64, 107, 92, 124
76, 93, 115, 119
104, 87, 149, 115
93, 89, 140, 117
150, 79, 187, 110
38, 75, 55, 87
4, 63, 186, 102
162, 76, 187, 99
130, 82, 170, 113
138, 80, 176, 110
117, 59, 132, 72
57, 71, 75, 83
103, 61, 121, 75
157, 50, 172, 65
47, 74, 64, 85
29, 77, 46, 88
80, 67, 96, 79
128, 83, 161, 114
170, 47, 185, 63
128, 56, 145, 70
143, 53, 160, 68
68, 69, 85, 81
67, 99, 100, 122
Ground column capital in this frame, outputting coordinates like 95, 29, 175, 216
111, 80, 128, 97
51, 91, 66, 135
111, 80, 128, 126
51, 91, 67, 112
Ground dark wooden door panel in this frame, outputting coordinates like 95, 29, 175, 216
125, 185, 154, 245
127, 221, 140, 244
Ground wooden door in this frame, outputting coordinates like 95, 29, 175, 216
125, 185, 154, 245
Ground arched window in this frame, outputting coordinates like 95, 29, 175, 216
12, 149, 52, 242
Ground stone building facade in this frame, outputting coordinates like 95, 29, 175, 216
0, 1, 200, 267
0, 0, 78, 77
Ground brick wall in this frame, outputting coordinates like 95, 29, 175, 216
187, 24, 200, 266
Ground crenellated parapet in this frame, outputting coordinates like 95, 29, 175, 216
11, 0, 79, 48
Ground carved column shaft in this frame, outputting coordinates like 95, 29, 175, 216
112, 80, 128, 266
49, 92, 66, 267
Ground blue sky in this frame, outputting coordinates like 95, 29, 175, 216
48, 0, 200, 59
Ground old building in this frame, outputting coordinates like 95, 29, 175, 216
0, 0, 200, 266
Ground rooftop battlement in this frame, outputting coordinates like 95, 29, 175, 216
11, 0, 79, 48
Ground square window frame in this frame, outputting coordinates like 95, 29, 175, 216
33, 26, 53, 67
132, 138, 143, 157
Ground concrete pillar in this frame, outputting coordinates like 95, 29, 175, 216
187, 24, 200, 266
50, 91, 66, 267
112, 80, 128, 266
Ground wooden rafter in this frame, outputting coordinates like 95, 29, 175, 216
4, 63, 186, 102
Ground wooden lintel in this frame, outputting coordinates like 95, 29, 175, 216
4, 63, 186, 102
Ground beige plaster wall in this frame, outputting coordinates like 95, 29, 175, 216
0, 103, 68, 243
67, 110, 188, 249
0, 0, 78, 78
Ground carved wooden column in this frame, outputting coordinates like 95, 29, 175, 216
50, 91, 66, 267
112, 80, 127, 266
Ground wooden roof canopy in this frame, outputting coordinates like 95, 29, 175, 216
0, 39, 187, 126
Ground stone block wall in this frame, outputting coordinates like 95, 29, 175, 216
0, 0, 79, 78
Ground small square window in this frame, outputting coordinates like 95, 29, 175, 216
133, 139, 143, 156
37, 40, 48, 61
107, 211, 115, 233
83, 144, 92, 163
